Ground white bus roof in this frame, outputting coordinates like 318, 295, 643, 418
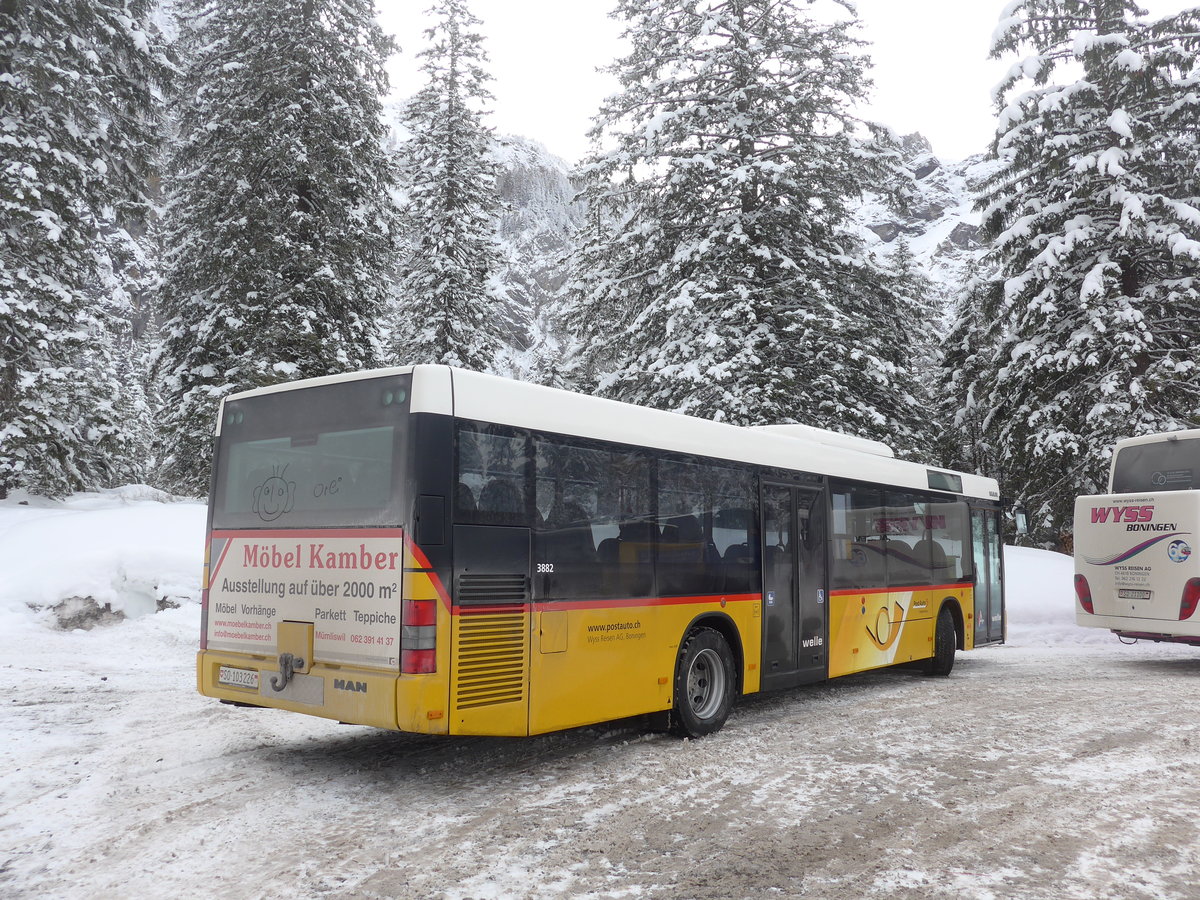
750, 423, 895, 458
1113, 428, 1200, 452
219, 365, 1000, 502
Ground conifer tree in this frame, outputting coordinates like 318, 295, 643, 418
565, 0, 918, 446
392, 0, 516, 372
0, 0, 168, 498
937, 259, 1005, 477
879, 239, 938, 458
979, 0, 1200, 541
155, 0, 399, 494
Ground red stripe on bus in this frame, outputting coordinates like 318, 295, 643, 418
828, 582, 971, 597
403, 534, 453, 609
539, 593, 761, 612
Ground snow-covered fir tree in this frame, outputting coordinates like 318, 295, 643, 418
0, 0, 168, 498
564, 0, 922, 448
879, 239, 938, 457
937, 258, 1005, 478
978, 0, 1200, 542
392, 0, 518, 373
154, 0, 399, 495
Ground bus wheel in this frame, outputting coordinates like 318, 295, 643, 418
926, 606, 956, 677
671, 627, 735, 738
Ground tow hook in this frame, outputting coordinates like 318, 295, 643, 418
270, 652, 305, 692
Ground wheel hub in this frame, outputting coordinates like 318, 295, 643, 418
686, 647, 726, 720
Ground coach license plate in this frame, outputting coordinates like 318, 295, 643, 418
1117, 589, 1152, 601
218, 665, 260, 690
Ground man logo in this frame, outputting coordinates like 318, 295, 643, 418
333, 678, 368, 693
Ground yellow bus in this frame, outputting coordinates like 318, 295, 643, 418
197, 366, 1005, 737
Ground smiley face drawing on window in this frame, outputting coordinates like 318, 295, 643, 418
253, 465, 296, 522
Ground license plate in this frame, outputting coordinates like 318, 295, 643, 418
1118, 589, 1152, 601
218, 665, 260, 690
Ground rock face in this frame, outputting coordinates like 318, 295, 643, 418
493, 136, 582, 244
490, 136, 584, 369
856, 133, 1001, 317
867, 222, 900, 243
946, 221, 980, 249
912, 154, 940, 182
492, 135, 582, 304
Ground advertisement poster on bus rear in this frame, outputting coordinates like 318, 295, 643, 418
206, 529, 405, 669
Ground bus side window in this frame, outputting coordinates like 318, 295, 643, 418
456, 482, 477, 514
655, 459, 756, 597
711, 467, 757, 593
883, 490, 935, 588
456, 423, 530, 526
657, 459, 711, 596
830, 484, 885, 589
606, 452, 653, 597
532, 439, 652, 601
534, 439, 605, 600
926, 500, 970, 582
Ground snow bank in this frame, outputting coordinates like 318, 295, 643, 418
0, 487, 206, 629
1003, 544, 1110, 647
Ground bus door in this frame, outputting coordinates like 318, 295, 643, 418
970, 508, 1004, 644
761, 483, 828, 688
450, 524, 533, 735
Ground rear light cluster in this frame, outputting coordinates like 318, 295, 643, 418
1180, 578, 1200, 621
1075, 574, 1095, 615
401, 598, 437, 674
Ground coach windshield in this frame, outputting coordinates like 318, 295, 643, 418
1112, 437, 1200, 493
211, 375, 410, 530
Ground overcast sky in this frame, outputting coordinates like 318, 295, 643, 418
377, 0, 1192, 165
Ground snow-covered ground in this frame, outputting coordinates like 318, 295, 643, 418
2, 493, 1198, 898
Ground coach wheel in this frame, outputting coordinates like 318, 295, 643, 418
925, 605, 957, 677
671, 626, 736, 738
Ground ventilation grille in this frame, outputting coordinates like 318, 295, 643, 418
457, 573, 529, 605
453, 610, 527, 710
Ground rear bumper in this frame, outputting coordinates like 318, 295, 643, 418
196, 650, 450, 733
1077, 612, 1200, 640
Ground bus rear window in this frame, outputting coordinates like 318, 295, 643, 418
1112, 438, 1200, 493
212, 375, 410, 529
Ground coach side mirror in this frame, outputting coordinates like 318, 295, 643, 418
1012, 503, 1029, 536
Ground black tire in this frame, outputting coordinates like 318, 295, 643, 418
670, 626, 736, 738
926, 605, 957, 677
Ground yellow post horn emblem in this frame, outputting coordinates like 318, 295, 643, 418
865, 601, 905, 651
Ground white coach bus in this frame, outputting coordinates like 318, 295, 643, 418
1074, 429, 1200, 644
